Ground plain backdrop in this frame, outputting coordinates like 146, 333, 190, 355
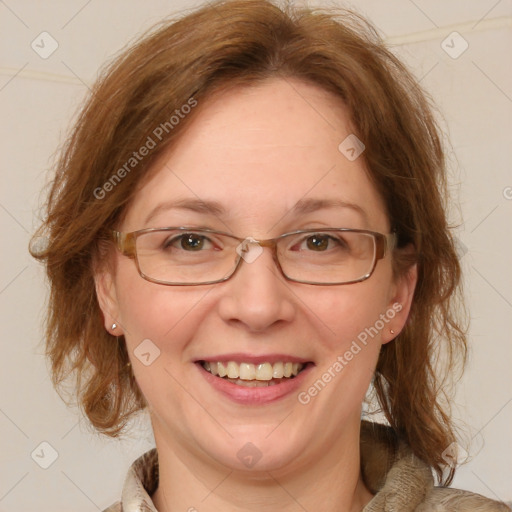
1, 0, 511, 510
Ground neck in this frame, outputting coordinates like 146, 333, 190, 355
151, 418, 374, 512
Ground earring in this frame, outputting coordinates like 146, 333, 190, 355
390, 329, 395, 335
112, 323, 117, 330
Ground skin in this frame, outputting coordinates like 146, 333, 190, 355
96, 77, 417, 512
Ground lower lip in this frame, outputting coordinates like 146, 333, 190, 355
196, 363, 313, 405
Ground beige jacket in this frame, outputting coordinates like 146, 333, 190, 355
104, 421, 510, 511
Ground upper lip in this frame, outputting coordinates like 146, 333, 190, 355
196, 353, 312, 365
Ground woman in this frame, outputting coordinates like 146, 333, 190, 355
30, 0, 510, 510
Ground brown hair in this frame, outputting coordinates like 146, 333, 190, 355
30, 0, 467, 484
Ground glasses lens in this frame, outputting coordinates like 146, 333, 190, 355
132, 229, 378, 285
135, 229, 238, 284
277, 230, 377, 284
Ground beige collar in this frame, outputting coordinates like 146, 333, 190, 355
110, 420, 508, 512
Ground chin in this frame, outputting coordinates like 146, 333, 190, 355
198, 429, 309, 474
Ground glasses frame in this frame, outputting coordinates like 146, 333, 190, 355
111, 227, 396, 286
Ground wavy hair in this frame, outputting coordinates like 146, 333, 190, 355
30, 0, 467, 484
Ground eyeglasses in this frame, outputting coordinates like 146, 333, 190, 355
111, 227, 396, 286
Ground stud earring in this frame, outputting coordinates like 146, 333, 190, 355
390, 329, 395, 335
112, 323, 117, 330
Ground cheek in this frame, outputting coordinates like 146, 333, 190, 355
305, 274, 393, 354
300, 271, 394, 401
114, 270, 211, 412
114, 259, 205, 355
291, 283, 394, 433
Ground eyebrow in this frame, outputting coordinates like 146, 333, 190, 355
143, 198, 225, 225
142, 197, 368, 226
292, 198, 369, 224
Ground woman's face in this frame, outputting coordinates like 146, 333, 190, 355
97, 78, 415, 475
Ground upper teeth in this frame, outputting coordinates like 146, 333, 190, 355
203, 361, 304, 381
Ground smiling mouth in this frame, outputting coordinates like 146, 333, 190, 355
200, 360, 309, 387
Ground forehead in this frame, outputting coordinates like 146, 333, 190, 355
122, 78, 389, 233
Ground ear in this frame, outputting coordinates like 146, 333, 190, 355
381, 261, 418, 345
94, 265, 123, 336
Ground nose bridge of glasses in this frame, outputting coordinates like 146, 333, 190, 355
234, 236, 277, 265
234, 237, 276, 248
229, 236, 290, 289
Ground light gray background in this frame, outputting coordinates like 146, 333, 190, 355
1, 0, 511, 510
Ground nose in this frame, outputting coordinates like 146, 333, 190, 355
217, 245, 296, 332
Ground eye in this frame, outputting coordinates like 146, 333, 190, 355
299, 234, 347, 252
305, 234, 330, 251
165, 233, 213, 251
